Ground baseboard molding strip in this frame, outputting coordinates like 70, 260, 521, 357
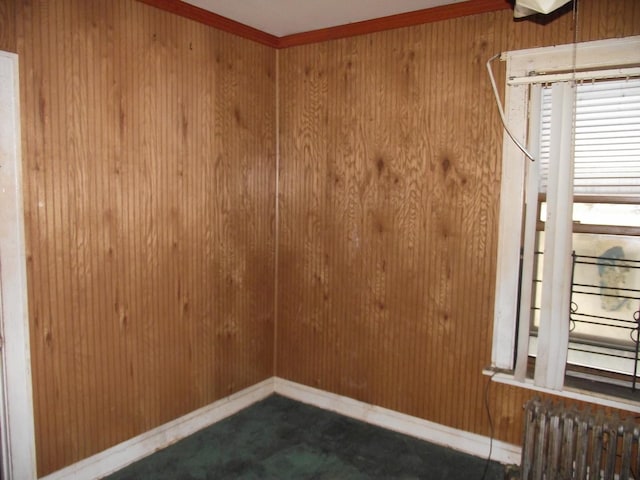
273, 378, 521, 466
40, 378, 275, 480
41, 377, 520, 478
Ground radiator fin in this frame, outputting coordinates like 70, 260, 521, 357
522, 398, 640, 480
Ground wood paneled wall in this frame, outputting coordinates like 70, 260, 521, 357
12, 0, 275, 475
0, 0, 16, 52
4, 0, 640, 475
277, 0, 640, 447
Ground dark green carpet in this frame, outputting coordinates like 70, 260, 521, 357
105, 395, 505, 479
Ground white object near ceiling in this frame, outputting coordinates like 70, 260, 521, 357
182, 0, 468, 37
513, 0, 572, 18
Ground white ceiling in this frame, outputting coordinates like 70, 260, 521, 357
182, 0, 468, 37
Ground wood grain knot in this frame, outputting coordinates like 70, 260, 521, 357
441, 156, 451, 175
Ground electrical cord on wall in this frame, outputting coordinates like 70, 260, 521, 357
485, 53, 536, 162
479, 370, 499, 480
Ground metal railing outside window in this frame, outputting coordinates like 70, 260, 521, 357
569, 251, 640, 391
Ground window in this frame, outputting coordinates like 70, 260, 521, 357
490, 36, 640, 402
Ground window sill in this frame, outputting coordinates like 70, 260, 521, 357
482, 368, 640, 414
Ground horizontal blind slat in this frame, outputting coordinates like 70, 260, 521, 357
538, 77, 640, 196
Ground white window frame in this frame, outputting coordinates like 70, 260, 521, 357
490, 35, 640, 407
0, 51, 37, 480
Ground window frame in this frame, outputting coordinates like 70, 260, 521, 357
490, 35, 640, 405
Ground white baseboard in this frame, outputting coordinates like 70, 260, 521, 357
273, 378, 521, 466
41, 376, 520, 479
40, 378, 275, 480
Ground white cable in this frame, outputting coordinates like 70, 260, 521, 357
486, 53, 536, 162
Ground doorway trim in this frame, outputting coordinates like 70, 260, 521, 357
0, 50, 37, 480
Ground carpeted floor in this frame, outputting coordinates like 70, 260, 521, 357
105, 394, 505, 479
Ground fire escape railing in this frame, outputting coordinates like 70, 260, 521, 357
569, 252, 640, 391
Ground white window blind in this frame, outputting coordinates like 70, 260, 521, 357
538, 77, 640, 196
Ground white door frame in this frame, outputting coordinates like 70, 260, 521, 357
0, 50, 37, 480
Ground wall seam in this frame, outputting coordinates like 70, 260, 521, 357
273, 48, 280, 376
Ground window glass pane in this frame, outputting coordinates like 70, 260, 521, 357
571, 233, 639, 345
569, 233, 640, 376
573, 203, 640, 227
528, 231, 640, 377
539, 202, 640, 227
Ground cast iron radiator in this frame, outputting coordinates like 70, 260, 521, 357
521, 398, 640, 479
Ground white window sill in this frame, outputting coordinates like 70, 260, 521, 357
482, 369, 640, 414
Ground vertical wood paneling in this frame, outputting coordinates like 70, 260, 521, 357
16, 0, 275, 475
0, 0, 16, 52
12, 0, 640, 475
277, 0, 640, 448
